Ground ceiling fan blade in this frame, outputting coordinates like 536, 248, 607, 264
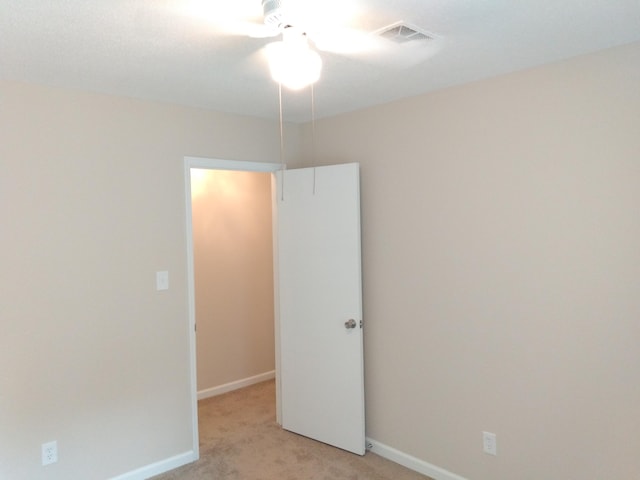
310, 28, 382, 55
173, 0, 263, 24
279, 0, 366, 29
244, 24, 281, 39
311, 25, 443, 69
203, 20, 280, 39
364, 38, 443, 69
164, 0, 275, 38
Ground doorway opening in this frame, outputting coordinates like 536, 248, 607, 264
183, 157, 283, 458
184, 158, 366, 459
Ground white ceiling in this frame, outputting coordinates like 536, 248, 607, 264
1, 0, 639, 123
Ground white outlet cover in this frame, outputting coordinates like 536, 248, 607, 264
483, 431, 497, 456
42, 441, 58, 465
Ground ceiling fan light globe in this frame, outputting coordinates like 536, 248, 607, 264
267, 41, 322, 90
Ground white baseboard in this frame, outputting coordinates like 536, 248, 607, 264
366, 438, 468, 480
109, 450, 197, 480
197, 370, 276, 400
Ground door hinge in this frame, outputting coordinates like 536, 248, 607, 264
360, 319, 364, 329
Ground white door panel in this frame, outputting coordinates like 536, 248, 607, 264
276, 163, 365, 455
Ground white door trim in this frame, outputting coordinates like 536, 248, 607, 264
183, 157, 283, 459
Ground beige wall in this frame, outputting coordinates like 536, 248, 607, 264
300, 42, 640, 479
0, 81, 299, 480
191, 170, 275, 391
3, 40, 640, 480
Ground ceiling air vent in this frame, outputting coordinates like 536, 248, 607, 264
376, 21, 435, 44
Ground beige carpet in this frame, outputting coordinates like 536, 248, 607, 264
152, 380, 432, 480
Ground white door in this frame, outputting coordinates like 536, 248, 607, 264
276, 163, 365, 455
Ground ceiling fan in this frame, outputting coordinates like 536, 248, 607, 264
170, 0, 439, 90
224, 0, 385, 90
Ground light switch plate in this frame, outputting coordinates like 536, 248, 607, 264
156, 271, 169, 291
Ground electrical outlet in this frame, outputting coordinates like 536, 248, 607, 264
42, 441, 58, 466
482, 431, 497, 456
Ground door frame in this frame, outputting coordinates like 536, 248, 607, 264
183, 156, 284, 459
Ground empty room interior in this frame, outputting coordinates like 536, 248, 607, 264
1, 1, 640, 480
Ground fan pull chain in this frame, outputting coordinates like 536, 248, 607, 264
278, 82, 285, 201
311, 83, 317, 195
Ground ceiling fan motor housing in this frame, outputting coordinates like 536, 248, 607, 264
262, 0, 286, 28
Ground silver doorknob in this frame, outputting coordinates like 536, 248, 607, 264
345, 319, 357, 329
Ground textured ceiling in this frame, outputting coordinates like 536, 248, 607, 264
1, 0, 640, 122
